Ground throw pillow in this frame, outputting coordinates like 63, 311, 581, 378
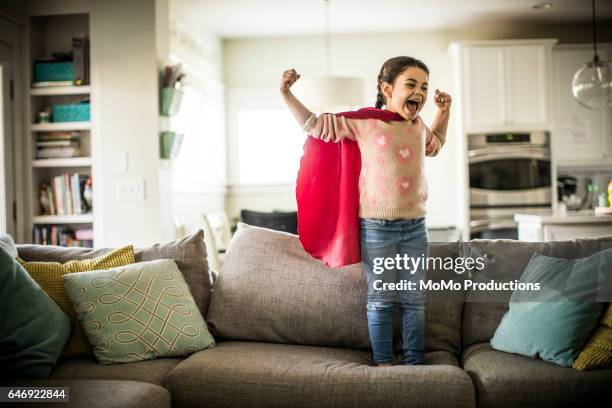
0, 247, 71, 379
16, 230, 213, 317
63, 259, 215, 364
573, 304, 612, 370
0, 233, 17, 258
490, 249, 611, 367
17, 246, 136, 356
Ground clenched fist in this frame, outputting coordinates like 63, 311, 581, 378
434, 89, 452, 113
280, 69, 300, 92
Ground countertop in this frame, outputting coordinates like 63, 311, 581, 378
514, 210, 612, 225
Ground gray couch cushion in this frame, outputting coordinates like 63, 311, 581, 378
16, 230, 213, 316
50, 356, 181, 386
4, 380, 171, 408
461, 237, 612, 348
462, 342, 611, 408
206, 224, 464, 354
166, 341, 475, 408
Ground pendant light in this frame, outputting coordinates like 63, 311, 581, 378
571, 0, 611, 109
294, 0, 364, 112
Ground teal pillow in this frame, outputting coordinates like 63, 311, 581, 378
0, 247, 71, 379
491, 249, 611, 366
63, 259, 215, 364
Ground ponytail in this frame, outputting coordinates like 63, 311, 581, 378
375, 66, 386, 108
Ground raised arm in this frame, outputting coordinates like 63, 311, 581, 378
280, 69, 359, 143
425, 89, 452, 157
280, 69, 313, 126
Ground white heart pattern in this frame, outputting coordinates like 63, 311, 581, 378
399, 148, 410, 158
401, 182, 410, 189
377, 136, 386, 146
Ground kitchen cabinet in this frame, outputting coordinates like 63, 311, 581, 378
453, 40, 555, 132
552, 45, 612, 167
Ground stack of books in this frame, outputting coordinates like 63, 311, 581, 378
40, 173, 91, 215
36, 132, 82, 159
32, 226, 93, 247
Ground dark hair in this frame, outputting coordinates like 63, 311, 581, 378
375, 56, 430, 109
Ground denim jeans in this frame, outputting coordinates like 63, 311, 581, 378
360, 217, 428, 365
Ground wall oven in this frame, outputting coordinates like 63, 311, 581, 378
468, 132, 552, 239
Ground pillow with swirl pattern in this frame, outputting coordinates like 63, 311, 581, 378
63, 259, 215, 364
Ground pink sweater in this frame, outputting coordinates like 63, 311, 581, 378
302, 111, 445, 220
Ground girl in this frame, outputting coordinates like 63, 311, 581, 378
281, 56, 451, 366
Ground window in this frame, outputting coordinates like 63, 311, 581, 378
237, 109, 305, 184
172, 84, 226, 191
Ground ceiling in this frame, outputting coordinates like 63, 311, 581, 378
170, 0, 612, 38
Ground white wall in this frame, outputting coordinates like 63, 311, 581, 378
223, 23, 608, 230
167, 16, 227, 236
90, 0, 170, 247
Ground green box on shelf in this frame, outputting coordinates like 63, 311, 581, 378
34, 61, 74, 82
52, 102, 91, 122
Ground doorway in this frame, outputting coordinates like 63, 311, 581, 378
0, 16, 21, 239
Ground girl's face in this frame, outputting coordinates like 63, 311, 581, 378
382, 67, 429, 121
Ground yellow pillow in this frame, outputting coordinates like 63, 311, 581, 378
17, 246, 136, 357
573, 304, 612, 371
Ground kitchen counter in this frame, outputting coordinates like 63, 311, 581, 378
514, 210, 612, 241
514, 210, 612, 225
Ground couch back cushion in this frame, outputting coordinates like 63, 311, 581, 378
16, 230, 213, 316
206, 224, 464, 354
462, 237, 612, 348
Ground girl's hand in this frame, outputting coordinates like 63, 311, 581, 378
434, 89, 452, 112
280, 69, 301, 93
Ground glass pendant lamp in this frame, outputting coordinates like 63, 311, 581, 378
571, 0, 612, 109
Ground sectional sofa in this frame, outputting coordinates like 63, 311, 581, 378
6, 226, 612, 408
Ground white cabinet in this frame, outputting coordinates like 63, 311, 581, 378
552, 45, 612, 166
454, 41, 555, 132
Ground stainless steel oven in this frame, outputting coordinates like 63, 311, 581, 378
468, 132, 552, 239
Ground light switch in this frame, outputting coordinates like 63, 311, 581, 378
116, 179, 146, 201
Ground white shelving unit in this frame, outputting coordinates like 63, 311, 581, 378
25, 12, 95, 246
30, 121, 91, 132
31, 157, 92, 168
30, 85, 91, 96
33, 214, 94, 224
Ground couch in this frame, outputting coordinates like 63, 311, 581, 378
7, 227, 612, 408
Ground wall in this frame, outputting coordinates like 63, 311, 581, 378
167, 15, 226, 236
90, 0, 170, 247
223, 22, 612, 230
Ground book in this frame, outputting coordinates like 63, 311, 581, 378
36, 147, 82, 158
37, 140, 80, 147
75, 229, 93, 240
37, 131, 80, 141
41, 172, 91, 216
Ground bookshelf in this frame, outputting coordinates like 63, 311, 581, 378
25, 12, 95, 247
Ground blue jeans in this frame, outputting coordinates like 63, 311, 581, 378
360, 217, 428, 365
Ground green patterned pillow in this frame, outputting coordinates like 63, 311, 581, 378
63, 259, 215, 364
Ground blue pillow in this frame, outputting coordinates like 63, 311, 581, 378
490, 248, 611, 367
0, 247, 71, 379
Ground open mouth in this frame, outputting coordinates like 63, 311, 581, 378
406, 99, 420, 112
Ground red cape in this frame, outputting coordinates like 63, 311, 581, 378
296, 108, 405, 268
